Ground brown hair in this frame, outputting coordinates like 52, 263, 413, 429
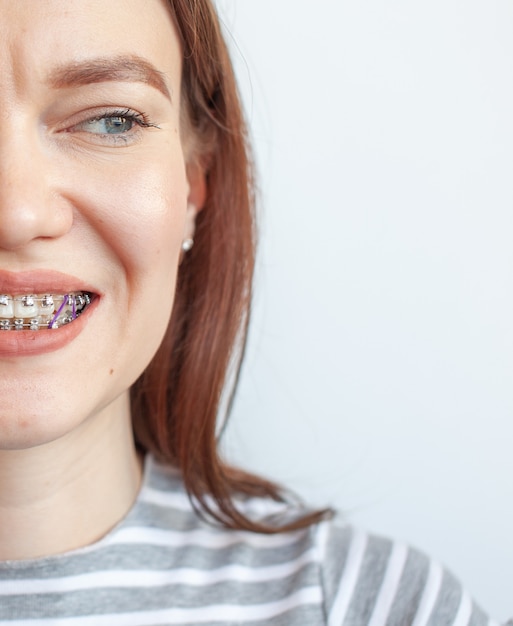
131, 0, 331, 532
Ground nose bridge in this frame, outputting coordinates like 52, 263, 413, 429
0, 115, 44, 200
0, 110, 69, 250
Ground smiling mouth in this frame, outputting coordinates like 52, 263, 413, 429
0, 292, 94, 330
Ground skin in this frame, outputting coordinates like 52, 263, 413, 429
0, 0, 204, 558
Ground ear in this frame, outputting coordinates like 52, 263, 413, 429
183, 160, 207, 241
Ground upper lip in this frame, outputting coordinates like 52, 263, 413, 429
0, 270, 99, 295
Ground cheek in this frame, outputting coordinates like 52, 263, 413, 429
64, 151, 190, 282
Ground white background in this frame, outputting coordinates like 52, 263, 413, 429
218, 1, 513, 620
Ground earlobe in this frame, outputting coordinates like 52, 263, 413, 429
186, 161, 207, 213
181, 161, 206, 253
180, 203, 198, 262
180, 208, 196, 263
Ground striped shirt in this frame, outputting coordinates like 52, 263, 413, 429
0, 456, 500, 625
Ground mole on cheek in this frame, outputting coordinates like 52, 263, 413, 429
109, 369, 114, 375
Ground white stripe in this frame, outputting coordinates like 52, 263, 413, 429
487, 619, 501, 626
411, 560, 443, 626
0, 548, 318, 595
144, 457, 302, 517
140, 486, 289, 516
452, 591, 472, 626
314, 520, 331, 563
138, 487, 205, 511
367, 542, 408, 626
43, 523, 307, 562
327, 528, 368, 626
0, 586, 322, 625
101, 525, 304, 550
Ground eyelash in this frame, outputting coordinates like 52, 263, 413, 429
69, 108, 160, 143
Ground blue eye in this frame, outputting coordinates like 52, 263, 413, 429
82, 115, 135, 135
67, 109, 159, 145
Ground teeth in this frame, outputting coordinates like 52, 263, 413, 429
40, 295, 54, 313
0, 295, 13, 318
0, 292, 92, 330
14, 295, 37, 318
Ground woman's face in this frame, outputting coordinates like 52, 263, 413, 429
0, 0, 198, 448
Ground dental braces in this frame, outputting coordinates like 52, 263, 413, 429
0, 292, 91, 330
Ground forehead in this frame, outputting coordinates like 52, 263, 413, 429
0, 0, 181, 96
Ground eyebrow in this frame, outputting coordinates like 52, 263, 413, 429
47, 55, 172, 100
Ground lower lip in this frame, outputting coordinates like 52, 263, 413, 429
0, 298, 98, 358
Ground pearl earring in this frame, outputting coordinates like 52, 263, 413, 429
181, 238, 194, 252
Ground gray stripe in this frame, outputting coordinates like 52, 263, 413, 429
469, 604, 494, 626
426, 569, 463, 626
386, 547, 430, 625
344, 535, 392, 625
0, 573, 318, 620
319, 521, 353, 618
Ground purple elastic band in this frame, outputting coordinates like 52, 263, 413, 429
48, 294, 69, 329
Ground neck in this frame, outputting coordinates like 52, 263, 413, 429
0, 393, 143, 560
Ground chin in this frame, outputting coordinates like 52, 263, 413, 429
0, 411, 84, 451
0, 376, 128, 453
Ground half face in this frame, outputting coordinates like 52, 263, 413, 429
0, 0, 197, 448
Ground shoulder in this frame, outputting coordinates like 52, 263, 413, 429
142, 458, 500, 625
317, 520, 499, 625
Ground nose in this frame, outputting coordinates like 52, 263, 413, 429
0, 136, 72, 251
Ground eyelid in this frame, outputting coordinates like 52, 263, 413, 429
68, 107, 157, 129
56, 106, 161, 146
